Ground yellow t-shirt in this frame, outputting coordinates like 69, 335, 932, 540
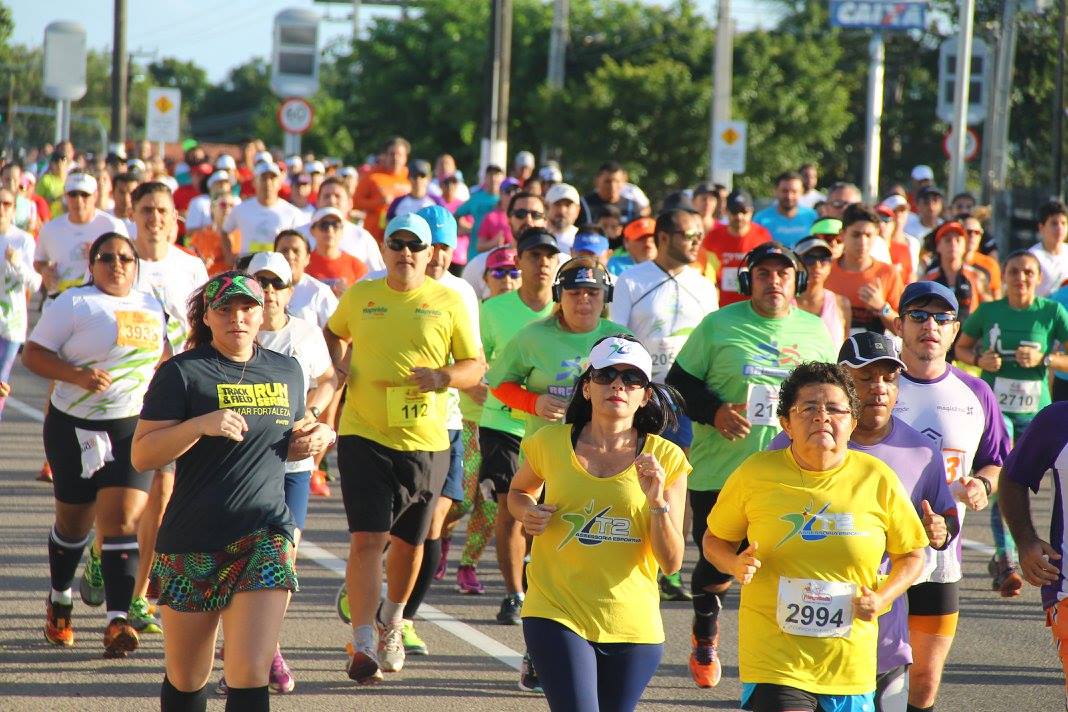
520, 424, 692, 643
708, 448, 927, 695
328, 277, 479, 451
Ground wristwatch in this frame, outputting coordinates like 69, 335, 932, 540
880, 303, 892, 318
649, 504, 670, 515
1044, 353, 1053, 368
309, 405, 322, 419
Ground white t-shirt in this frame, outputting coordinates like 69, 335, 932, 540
289, 273, 338, 328
35, 210, 129, 294
904, 213, 940, 241
29, 285, 166, 419
300, 220, 385, 273
0, 226, 43, 342
610, 260, 719, 382
797, 189, 826, 210
390, 194, 437, 219
223, 197, 309, 255
257, 315, 332, 472
1028, 243, 1068, 297
135, 245, 209, 353
552, 225, 578, 254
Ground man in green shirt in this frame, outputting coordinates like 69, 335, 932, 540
666, 242, 836, 688
36, 151, 69, 217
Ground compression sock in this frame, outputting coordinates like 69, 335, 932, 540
692, 591, 723, 640
160, 677, 207, 712
101, 534, 139, 621
48, 526, 90, 600
379, 598, 405, 627
403, 538, 441, 620
224, 685, 269, 712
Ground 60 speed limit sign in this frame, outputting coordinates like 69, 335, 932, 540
277, 97, 314, 135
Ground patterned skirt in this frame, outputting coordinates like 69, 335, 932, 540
152, 528, 298, 613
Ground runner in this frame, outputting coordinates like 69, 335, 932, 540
665, 242, 836, 688
960, 214, 1001, 298
221, 161, 307, 263
305, 207, 369, 298
752, 172, 818, 247
455, 165, 504, 261
133, 271, 332, 712
305, 177, 386, 273
1028, 200, 1068, 297
891, 280, 1010, 712
186, 192, 241, 277
792, 237, 851, 348
510, 335, 689, 711
544, 183, 581, 254
462, 191, 549, 297
920, 222, 991, 342
23, 232, 166, 657
386, 159, 442, 219
273, 229, 338, 329
0, 187, 41, 419
579, 161, 643, 225
705, 361, 927, 712
825, 204, 903, 335
607, 216, 657, 276
955, 249, 1068, 596
700, 189, 771, 306
353, 137, 412, 243
324, 213, 482, 684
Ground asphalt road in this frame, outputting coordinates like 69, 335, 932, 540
0, 359, 1063, 711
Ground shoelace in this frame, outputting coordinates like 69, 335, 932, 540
383, 626, 404, 652
85, 554, 104, 586
693, 639, 716, 665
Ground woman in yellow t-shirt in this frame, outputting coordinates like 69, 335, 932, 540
704, 361, 928, 712
508, 335, 690, 712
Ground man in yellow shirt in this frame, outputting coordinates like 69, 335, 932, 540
324, 213, 483, 685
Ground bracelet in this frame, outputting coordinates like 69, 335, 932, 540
975, 475, 993, 497
649, 503, 670, 515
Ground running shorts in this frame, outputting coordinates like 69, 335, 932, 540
43, 407, 151, 504
477, 427, 522, 498
741, 682, 876, 712
907, 580, 960, 636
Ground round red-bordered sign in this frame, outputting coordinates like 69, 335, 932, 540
277, 97, 314, 135
942, 127, 980, 163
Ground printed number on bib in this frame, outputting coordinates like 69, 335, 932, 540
115, 311, 162, 350
721, 267, 739, 293
941, 448, 966, 484
386, 386, 432, 427
651, 336, 685, 375
777, 577, 854, 638
993, 377, 1041, 415
746, 383, 780, 427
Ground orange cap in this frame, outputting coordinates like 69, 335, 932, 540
623, 217, 657, 241
934, 221, 965, 245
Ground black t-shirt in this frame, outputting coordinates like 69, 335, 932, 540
579, 191, 640, 226
141, 344, 305, 553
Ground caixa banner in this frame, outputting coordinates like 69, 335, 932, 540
829, 1, 928, 31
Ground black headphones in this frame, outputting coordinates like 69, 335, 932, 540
552, 257, 614, 303
737, 242, 808, 296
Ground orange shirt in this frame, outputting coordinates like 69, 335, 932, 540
826, 259, 904, 333
699, 223, 772, 306
307, 251, 368, 297
967, 251, 1002, 296
889, 240, 914, 285
186, 227, 241, 276
353, 166, 411, 242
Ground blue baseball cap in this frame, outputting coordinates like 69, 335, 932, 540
899, 280, 959, 313
416, 205, 458, 248
573, 231, 610, 255
385, 213, 432, 246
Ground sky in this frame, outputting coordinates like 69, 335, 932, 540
9, 0, 782, 83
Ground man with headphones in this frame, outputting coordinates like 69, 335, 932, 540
666, 241, 837, 689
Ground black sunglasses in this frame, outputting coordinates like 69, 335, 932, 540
801, 253, 832, 265
385, 238, 429, 253
256, 275, 290, 290
510, 208, 545, 220
903, 309, 957, 325
590, 366, 650, 389
489, 268, 521, 279
95, 253, 136, 265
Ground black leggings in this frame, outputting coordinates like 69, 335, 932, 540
523, 617, 663, 712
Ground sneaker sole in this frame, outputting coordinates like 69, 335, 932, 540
347, 653, 383, 685
79, 575, 105, 607
131, 621, 162, 634
517, 680, 543, 693
269, 679, 296, 694
104, 629, 139, 658
404, 645, 429, 656
380, 656, 405, 673
44, 629, 75, 647
457, 586, 485, 595
336, 585, 351, 624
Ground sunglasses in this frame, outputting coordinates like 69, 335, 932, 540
903, 309, 957, 325
385, 237, 429, 253
590, 366, 650, 389
671, 229, 704, 242
67, 192, 92, 199
827, 199, 848, 209
316, 220, 343, 230
255, 275, 290, 290
489, 268, 521, 279
801, 253, 832, 265
510, 208, 545, 220
95, 253, 136, 265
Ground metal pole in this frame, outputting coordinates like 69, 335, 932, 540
284, 132, 301, 158
710, 0, 733, 187
863, 32, 885, 204
542, 0, 568, 163
948, 0, 975, 197
479, 0, 498, 175
985, 0, 1019, 257
1055, 0, 1066, 199
110, 0, 128, 153
351, 0, 361, 47
54, 100, 63, 144
494, 0, 512, 169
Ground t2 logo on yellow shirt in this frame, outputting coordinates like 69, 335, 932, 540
558, 500, 641, 549
775, 501, 868, 549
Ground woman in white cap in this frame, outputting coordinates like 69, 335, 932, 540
508, 334, 688, 712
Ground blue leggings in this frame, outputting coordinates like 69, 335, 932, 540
523, 617, 663, 712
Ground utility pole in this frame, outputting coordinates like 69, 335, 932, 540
480, 0, 512, 175
1055, 0, 1066, 199
351, 0, 361, 47
542, 0, 569, 163
948, 0, 976, 197
862, 32, 885, 203
709, 0, 733, 187
110, 0, 128, 154
981, 0, 1018, 257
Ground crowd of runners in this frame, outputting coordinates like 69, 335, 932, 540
3, 135, 1068, 712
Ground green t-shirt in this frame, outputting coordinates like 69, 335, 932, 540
486, 315, 632, 440
478, 291, 555, 436
674, 301, 836, 491
961, 297, 1068, 422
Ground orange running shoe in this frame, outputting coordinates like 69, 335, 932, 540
689, 633, 722, 688
310, 471, 331, 497
44, 596, 75, 647
37, 462, 53, 483
103, 617, 140, 658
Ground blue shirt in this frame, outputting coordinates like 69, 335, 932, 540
1051, 284, 1068, 382
456, 190, 501, 260
606, 251, 636, 276
752, 205, 818, 247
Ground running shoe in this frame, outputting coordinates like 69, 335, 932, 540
990, 554, 1024, 598
44, 596, 75, 647
689, 633, 721, 688
79, 543, 105, 607
103, 617, 140, 658
456, 565, 485, 595
128, 596, 162, 634
269, 649, 296, 693
434, 538, 450, 581
346, 641, 383, 685
378, 621, 406, 672
496, 594, 522, 625
401, 619, 428, 655
310, 470, 331, 497
215, 677, 228, 696
518, 651, 542, 693
336, 583, 351, 624
659, 571, 693, 601
37, 461, 53, 482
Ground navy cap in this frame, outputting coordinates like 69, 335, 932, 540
744, 241, 801, 271
838, 331, 907, 370
899, 280, 959, 313
726, 189, 753, 213
516, 228, 561, 255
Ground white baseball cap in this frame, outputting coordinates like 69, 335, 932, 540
538, 164, 562, 182
307, 160, 325, 175
207, 170, 231, 188
214, 154, 237, 171
285, 155, 303, 172
157, 175, 178, 193
514, 150, 535, 168
339, 166, 357, 178
911, 165, 934, 182
311, 206, 346, 226
254, 150, 274, 166
255, 161, 282, 178
246, 251, 293, 286
126, 158, 146, 173
64, 172, 97, 195
545, 182, 580, 205
879, 194, 909, 211
588, 336, 653, 382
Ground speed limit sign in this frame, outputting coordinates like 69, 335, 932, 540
277, 97, 314, 135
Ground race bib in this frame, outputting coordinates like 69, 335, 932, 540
248, 241, 273, 253
651, 336, 686, 377
777, 577, 855, 638
720, 267, 740, 293
993, 377, 1041, 415
386, 386, 433, 427
115, 311, 162, 350
941, 448, 966, 484
746, 383, 780, 427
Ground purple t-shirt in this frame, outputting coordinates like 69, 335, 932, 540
768, 416, 956, 672
1003, 401, 1068, 610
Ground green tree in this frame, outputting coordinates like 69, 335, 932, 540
148, 58, 210, 117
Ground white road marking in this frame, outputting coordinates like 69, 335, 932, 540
6, 396, 45, 423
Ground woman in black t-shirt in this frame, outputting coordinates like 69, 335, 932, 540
132, 271, 334, 712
